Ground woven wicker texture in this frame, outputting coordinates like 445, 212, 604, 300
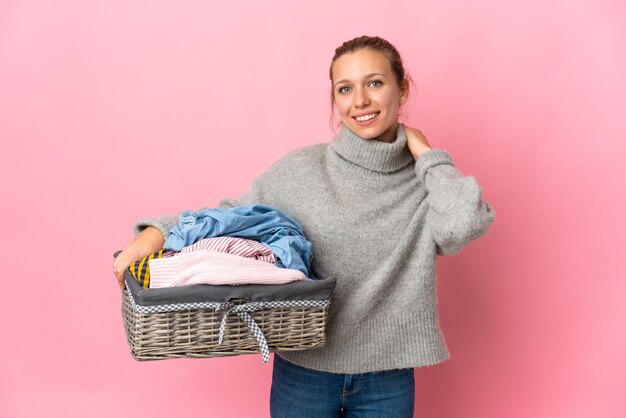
122, 290, 329, 360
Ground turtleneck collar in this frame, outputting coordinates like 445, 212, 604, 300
329, 123, 414, 173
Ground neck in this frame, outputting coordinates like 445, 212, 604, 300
373, 122, 399, 143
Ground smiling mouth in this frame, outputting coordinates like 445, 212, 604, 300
353, 112, 380, 122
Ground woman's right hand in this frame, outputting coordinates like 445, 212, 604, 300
113, 226, 166, 290
403, 125, 432, 160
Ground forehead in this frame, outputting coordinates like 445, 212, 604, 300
332, 49, 392, 82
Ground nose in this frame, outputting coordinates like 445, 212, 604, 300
353, 87, 370, 108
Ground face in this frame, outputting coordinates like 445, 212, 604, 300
332, 48, 408, 142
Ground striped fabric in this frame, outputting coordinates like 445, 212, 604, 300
148, 249, 307, 288
180, 237, 276, 264
127, 238, 277, 288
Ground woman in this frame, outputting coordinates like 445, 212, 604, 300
113, 35, 495, 418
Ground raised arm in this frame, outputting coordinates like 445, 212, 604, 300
404, 126, 495, 255
415, 149, 495, 255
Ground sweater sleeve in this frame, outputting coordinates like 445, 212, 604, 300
415, 149, 496, 256
218, 170, 267, 209
217, 182, 260, 208
132, 195, 252, 237
133, 211, 185, 237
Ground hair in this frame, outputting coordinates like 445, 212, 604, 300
328, 35, 411, 129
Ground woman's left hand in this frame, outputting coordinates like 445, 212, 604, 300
403, 125, 432, 160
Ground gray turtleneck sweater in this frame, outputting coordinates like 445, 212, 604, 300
134, 124, 495, 373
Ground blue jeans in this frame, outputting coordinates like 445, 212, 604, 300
270, 354, 415, 418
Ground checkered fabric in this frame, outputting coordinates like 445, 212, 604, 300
128, 249, 176, 288
215, 301, 270, 361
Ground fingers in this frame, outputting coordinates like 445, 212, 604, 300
403, 125, 432, 159
403, 125, 421, 138
113, 226, 166, 291
113, 262, 126, 290
115, 268, 125, 290
113, 250, 132, 290
405, 127, 430, 147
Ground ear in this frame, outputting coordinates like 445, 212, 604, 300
399, 79, 409, 105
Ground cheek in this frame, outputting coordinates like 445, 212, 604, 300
391, 102, 401, 117
382, 95, 401, 117
334, 99, 351, 116
370, 90, 392, 108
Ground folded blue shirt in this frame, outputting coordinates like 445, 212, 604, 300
164, 204, 315, 279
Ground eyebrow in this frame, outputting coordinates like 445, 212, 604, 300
334, 73, 386, 87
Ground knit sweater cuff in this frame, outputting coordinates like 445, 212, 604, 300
414, 149, 455, 184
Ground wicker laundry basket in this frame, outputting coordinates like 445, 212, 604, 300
120, 263, 336, 363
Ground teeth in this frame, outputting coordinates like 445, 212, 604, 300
355, 113, 379, 122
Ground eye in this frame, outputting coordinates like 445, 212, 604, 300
337, 86, 351, 94
369, 79, 383, 87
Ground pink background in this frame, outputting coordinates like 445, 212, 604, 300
1, 0, 624, 417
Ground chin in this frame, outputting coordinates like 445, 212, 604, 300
347, 124, 384, 140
